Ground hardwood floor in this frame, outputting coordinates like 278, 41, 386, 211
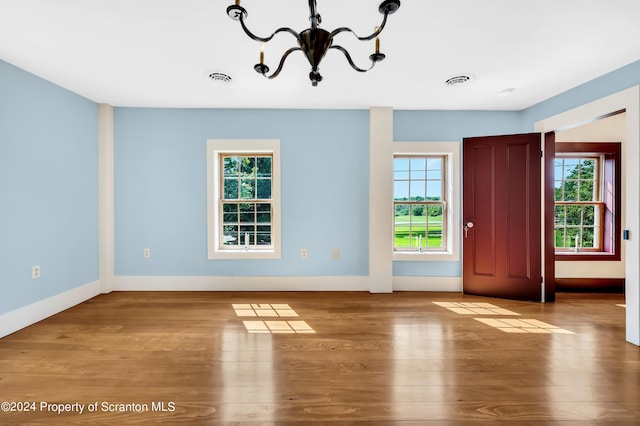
0, 291, 638, 425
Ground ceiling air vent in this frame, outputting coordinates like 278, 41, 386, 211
206, 72, 232, 84
445, 75, 472, 87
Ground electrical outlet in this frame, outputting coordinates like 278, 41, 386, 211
31, 265, 41, 279
144, 248, 151, 258
332, 249, 340, 259
300, 248, 308, 259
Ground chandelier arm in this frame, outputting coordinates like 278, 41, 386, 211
329, 13, 389, 41
329, 45, 376, 73
261, 47, 303, 79
238, 14, 300, 43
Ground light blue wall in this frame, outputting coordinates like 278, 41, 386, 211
394, 110, 524, 142
114, 108, 370, 276
0, 60, 98, 315
113, 108, 529, 278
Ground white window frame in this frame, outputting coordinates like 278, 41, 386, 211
207, 139, 281, 259
392, 142, 460, 261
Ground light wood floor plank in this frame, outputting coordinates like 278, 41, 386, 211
0, 291, 638, 424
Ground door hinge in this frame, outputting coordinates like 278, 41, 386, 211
540, 150, 544, 158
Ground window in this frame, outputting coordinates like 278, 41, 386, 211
207, 140, 281, 259
393, 155, 447, 252
554, 156, 602, 251
554, 142, 620, 260
221, 155, 273, 248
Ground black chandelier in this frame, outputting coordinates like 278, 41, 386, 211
226, 0, 401, 86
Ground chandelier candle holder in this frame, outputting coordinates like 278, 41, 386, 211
226, 0, 401, 86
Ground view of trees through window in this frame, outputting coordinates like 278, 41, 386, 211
221, 155, 273, 248
554, 156, 602, 251
393, 156, 445, 251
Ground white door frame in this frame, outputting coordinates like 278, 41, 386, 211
535, 86, 640, 346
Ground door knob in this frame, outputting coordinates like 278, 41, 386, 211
464, 221, 474, 238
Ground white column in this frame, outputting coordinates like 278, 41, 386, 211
369, 107, 394, 293
98, 104, 115, 294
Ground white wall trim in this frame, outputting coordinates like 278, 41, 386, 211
535, 85, 640, 346
393, 276, 462, 292
0, 281, 101, 338
113, 275, 463, 292
114, 276, 371, 291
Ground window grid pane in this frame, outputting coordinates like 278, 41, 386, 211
555, 157, 599, 203
554, 202, 603, 251
221, 201, 274, 248
554, 156, 603, 251
219, 153, 273, 250
394, 155, 446, 252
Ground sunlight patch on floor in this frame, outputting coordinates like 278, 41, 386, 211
475, 318, 574, 334
433, 301, 520, 316
242, 320, 316, 334
234, 304, 314, 334
617, 304, 626, 308
232, 303, 299, 317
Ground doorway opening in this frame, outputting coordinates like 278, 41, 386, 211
544, 111, 626, 296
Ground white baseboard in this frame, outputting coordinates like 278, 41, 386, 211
393, 276, 462, 292
112, 276, 372, 291
112, 275, 462, 292
0, 280, 101, 338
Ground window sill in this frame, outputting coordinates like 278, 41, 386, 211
393, 250, 457, 262
555, 252, 620, 261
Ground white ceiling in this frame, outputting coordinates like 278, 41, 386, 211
1, 0, 640, 110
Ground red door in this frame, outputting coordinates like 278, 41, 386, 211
463, 133, 542, 301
